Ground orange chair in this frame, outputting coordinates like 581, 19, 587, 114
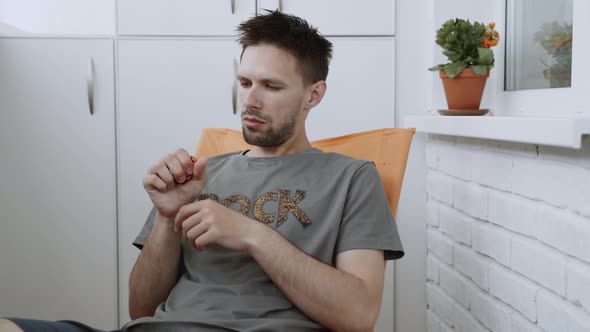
194, 127, 415, 217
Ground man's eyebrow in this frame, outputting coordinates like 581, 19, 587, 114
262, 78, 287, 86
236, 75, 287, 86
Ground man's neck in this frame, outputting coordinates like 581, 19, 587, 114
246, 134, 312, 158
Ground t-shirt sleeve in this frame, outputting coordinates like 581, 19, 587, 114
334, 162, 404, 260
133, 205, 157, 250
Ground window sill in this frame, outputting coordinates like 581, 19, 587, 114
403, 115, 590, 149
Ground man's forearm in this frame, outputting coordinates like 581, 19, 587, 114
248, 227, 380, 332
129, 213, 182, 319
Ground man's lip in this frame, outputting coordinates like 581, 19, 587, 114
243, 116, 265, 123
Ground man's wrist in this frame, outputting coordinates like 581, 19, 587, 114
153, 211, 182, 243
246, 221, 278, 256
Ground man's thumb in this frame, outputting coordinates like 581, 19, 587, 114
192, 156, 209, 183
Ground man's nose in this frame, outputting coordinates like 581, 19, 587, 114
241, 85, 262, 110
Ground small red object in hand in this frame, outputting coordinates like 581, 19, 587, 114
185, 156, 198, 181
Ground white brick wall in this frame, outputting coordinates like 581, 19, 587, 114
488, 191, 536, 236
439, 262, 470, 308
512, 158, 575, 208
510, 313, 543, 332
535, 205, 590, 264
427, 198, 441, 227
427, 228, 453, 265
469, 282, 511, 332
438, 144, 473, 181
439, 204, 472, 246
567, 260, 590, 314
488, 263, 539, 322
510, 236, 567, 296
425, 136, 590, 332
453, 180, 489, 220
453, 244, 489, 290
537, 290, 590, 332
427, 310, 443, 332
453, 303, 488, 332
472, 151, 513, 191
472, 220, 511, 267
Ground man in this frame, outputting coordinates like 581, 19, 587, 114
1, 10, 403, 332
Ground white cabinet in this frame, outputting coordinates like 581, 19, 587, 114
116, 37, 242, 322
117, 0, 257, 35
257, 0, 396, 35
307, 37, 396, 140
0, 37, 118, 330
0, 0, 116, 35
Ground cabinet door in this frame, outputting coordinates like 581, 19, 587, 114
0, 38, 117, 330
117, 0, 256, 36
117, 38, 242, 321
306, 37, 395, 140
257, 0, 395, 35
0, 0, 115, 35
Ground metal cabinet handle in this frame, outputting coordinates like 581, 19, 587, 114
232, 58, 238, 114
87, 57, 94, 115
231, 0, 235, 14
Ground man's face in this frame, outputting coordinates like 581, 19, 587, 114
236, 44, 309, 147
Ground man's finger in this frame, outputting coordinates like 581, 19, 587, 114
186, 221, 209, 249
174, 201, 201, 232
164, 155, 186, 183
181, 211, 203, 235
191, 156, 209, 183
175, 149, 193, 175
144, 174, 167, 192
154, 163, 174, 187
194, 230, 213, 251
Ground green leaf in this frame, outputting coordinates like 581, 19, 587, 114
471, 65, 488, 75
444, 61, 467, 78
477, 47, 494, 66
428, 65, 445, 72
447, 33, 457, 43
432, 18, 496, 75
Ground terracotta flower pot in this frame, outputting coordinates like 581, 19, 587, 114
440, 68, 489, 110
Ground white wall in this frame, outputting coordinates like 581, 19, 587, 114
394, 0, 434, 331
425, 136, 590, 332
423, 1, 590, 331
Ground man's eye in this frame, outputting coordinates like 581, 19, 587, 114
239, 81, 251, 88
266, 85, 280, 91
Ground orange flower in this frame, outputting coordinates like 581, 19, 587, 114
553, 37, 572, 49
481, 22, 500, 48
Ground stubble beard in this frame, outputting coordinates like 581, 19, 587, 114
241, 101, 303, 147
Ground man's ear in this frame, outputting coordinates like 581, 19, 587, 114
304, 81, 327, 109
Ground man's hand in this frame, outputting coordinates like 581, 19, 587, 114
143, 149, 209, 219
174, 199, 264, 252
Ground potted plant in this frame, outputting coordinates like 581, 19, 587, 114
429, 19, 499, 114
534, 21, 572, 88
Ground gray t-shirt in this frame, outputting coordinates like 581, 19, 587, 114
124, 148, 404, 331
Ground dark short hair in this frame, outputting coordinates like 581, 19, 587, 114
237, 10, 333, 85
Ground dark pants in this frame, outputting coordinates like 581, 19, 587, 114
6, 318, 127, 332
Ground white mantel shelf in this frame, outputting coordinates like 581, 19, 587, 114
403, 115, 590, 149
